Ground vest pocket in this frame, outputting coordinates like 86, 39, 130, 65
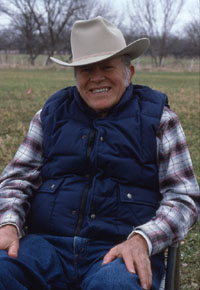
36, 179, 64, 193
27, 178, 64, 233
117, 184, 159, 235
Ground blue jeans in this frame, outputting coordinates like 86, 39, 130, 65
0, 234, 164, 289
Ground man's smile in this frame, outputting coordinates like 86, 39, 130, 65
90, 87, 110, 94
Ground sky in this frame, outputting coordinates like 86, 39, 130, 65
1, 0, 199, 34
111, 0, 199, 34
113, 0, 198, 19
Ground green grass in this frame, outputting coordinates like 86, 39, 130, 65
0, 67, 199, 289
0, 67, 75, 165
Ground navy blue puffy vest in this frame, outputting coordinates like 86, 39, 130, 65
28, 83, 167, 243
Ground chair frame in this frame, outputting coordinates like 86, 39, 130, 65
165, 243, 181, 290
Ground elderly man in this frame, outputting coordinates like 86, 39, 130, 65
0, 16, 199, 290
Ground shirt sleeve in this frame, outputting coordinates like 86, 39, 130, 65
135, 106, 200, 255
0, 110, 44, 234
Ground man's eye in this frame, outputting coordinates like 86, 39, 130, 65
104, 66, 113, 70
81, 67, 91, 73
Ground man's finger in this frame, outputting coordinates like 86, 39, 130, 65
135, 256, 152, 290
8, 241, 19, 258
102, 246, 118, 265
121, 249, 136, 274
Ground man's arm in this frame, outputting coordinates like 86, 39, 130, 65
135, 106, 199, 255
0, 110, 44, 234
103, 106, 200, 289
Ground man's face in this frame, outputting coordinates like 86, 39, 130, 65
75, 57, 134, 115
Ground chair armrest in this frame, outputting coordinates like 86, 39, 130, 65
165, 242, 181, 290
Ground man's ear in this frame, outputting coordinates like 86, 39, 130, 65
129, 65, 135, 81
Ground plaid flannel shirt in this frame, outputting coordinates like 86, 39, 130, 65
0, 106, 199, 255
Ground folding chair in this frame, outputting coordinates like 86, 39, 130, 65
159, 242, 181, 290
165, 243, 181, 290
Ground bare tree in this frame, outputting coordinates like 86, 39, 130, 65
27, 0, 113, 64
0, 0, 112, 65
25, 0, 84, 64
0, 0, 122, 65
78, 0, 116, 23
0, 29, 18, 65
185, 18, 200, 57
1, 0, 43, 65
127, 0, 185, 67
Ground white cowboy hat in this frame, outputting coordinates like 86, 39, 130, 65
50, 16, 150, 67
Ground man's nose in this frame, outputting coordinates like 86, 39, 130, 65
90, 68, 105, 82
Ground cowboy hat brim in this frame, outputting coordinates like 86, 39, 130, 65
50, 38, 150, 67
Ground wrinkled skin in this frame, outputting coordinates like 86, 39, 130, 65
0, 225, 19, 258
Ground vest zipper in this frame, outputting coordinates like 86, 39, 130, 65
74, 128, 96, 236
86, 129, 96, 159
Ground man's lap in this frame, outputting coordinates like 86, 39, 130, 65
0, 234, 164, 290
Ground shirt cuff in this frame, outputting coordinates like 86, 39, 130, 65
127, 229, 152, 256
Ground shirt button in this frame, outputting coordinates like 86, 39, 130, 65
51, 184, 55, 189
127, 193, 132, 199
82, 135, 87, 140
90, 214, 96, 219
100, 136, 104, 142
72, 210, 77, 215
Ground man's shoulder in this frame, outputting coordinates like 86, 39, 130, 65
158, 106, 180, 135
133, 84, 168, 105
132, 84, 168, 121
161, 106, 179, 123
41, 86, 77, 117
44, 86, 75, 107
133, 84, 166, 97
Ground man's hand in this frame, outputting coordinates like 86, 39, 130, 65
0, 225, 19, 258
102, 234, 152, 290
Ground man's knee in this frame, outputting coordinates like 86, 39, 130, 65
83, 258, 142, 290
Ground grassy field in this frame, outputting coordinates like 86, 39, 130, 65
0, 67, 199, 288
0, 53, 200, 72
